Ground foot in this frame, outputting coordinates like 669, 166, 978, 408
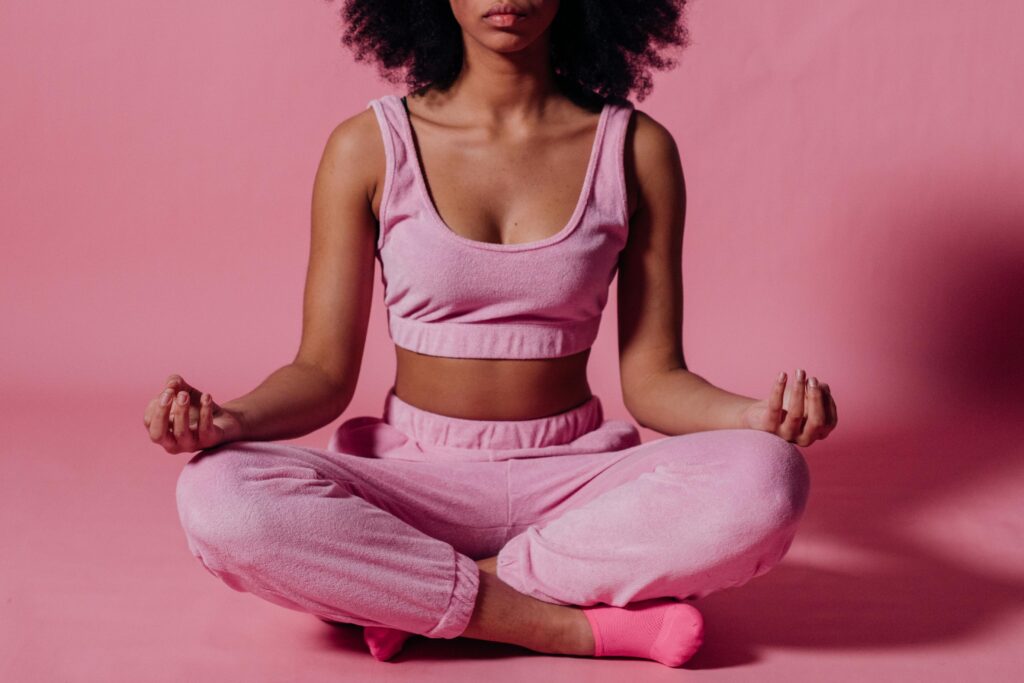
358, 555, 502, 662
581, 598, 704, 667
363, 626, 413, 661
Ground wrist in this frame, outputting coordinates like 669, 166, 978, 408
221, 401, 251, 442
729, 397, 757, 429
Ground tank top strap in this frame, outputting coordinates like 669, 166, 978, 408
365, 95, 419, 251
587, 99, 635, 230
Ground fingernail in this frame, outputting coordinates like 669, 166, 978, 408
177, 391, 188, 405
797, 368, 805, 381
809, 376, 818, 389
160, 391, 171, 406
778, 371, 786, 382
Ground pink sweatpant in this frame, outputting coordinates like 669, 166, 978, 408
175, 388, 810, 640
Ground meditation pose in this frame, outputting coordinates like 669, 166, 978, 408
144, 0, 837, 667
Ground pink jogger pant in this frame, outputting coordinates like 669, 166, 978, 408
175, 388, 810, 640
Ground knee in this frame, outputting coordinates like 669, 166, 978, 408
174, 442, 272, 561
725, 429, 811, 529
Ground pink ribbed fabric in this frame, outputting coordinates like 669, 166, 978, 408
365, 94, 634, 360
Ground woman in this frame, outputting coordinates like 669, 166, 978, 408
144, 0, 837, 668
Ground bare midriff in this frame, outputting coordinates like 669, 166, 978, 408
393, 345, 594, 421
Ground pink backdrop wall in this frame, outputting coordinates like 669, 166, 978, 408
2, 0, 1021, 433
2, 2, 1024, 679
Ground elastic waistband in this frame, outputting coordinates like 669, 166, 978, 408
382, 387, 604, 451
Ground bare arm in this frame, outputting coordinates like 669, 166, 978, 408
616, 111, 756, 436
220, 109, 381, 442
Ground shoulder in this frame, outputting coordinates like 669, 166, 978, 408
629, 108, 681, 174
322, 105, 383, 167
622, 107, 684, 219
317, 104, 387, 199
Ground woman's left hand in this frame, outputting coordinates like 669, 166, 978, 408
739, 368, 837, 446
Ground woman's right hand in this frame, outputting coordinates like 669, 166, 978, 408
144, 374, 245, 454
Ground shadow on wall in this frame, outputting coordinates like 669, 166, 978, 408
687, 191, 1024, 667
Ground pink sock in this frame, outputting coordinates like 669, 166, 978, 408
362, 626, 413, 661
581, 598, 704, 667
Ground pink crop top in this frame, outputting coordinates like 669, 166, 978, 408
365, 93, 634, 360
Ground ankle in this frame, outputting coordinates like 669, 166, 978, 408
476, 555, 498, 575
551, 607, 596, 656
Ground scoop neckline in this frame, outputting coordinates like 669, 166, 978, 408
390, 94, 611, 253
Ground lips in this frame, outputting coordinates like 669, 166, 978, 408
483, 4, 525, 18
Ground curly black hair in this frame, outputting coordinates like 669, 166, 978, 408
326, 0, 692, 108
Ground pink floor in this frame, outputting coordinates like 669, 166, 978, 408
2, 392, 1021, 682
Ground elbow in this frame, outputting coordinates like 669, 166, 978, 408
629, 409, 656, 433
326, 375, 357, 416
292, 359, 356, 416
620, 364, 688, 433
621, 388, 651, 430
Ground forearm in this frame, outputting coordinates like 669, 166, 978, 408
221, 362, 353, 442
627, 367, 756, 436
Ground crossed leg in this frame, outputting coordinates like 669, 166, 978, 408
175, 428, 809, 664
348, 429, 811, 663
495, 428, 811, 607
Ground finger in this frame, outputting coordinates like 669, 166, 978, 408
766, 371, 787, 431
180, 395, 201, 452
823, 383, 838, 431
797, 376, 826, 446
183, 402, 201, 451
172, 391, 197, 451
149, 388, 175, 441
817, 381, 834, 431
816, 391, 836, 441
780, 368, 807, 442
157, 407, 181, 452
197, 393, 215, 446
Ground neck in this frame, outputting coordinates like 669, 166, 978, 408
425, 33, 563, 124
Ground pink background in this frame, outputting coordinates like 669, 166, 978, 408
3, 0, 1023, 680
